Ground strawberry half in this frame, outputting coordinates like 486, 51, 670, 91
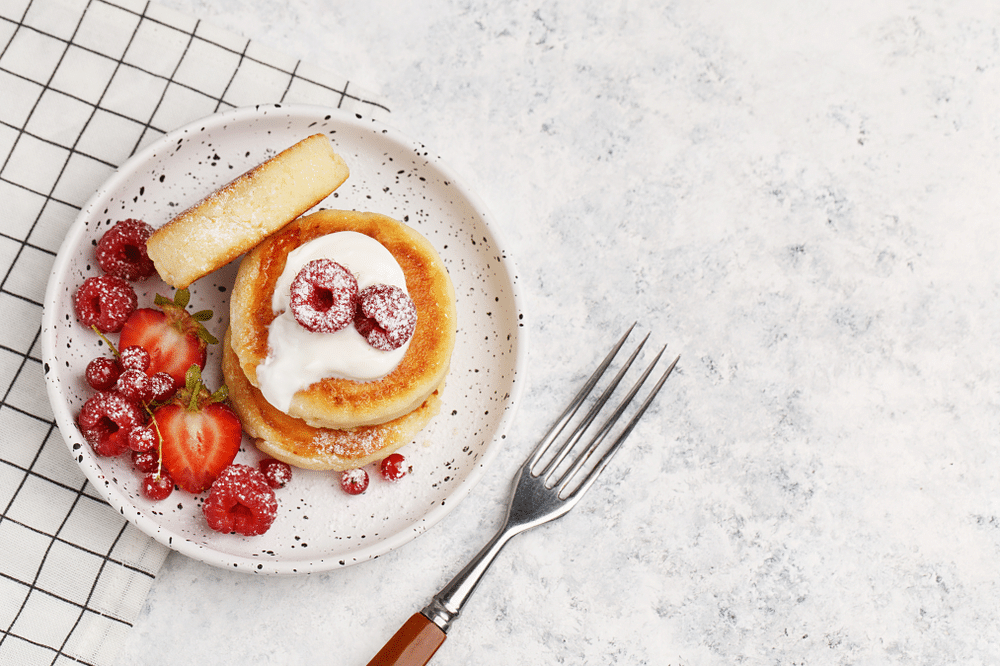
152, 365, 242, 494
119, 288, 218, 388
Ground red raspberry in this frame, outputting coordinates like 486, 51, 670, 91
132, 450, 160, 473
147, 372, 176, 402
77, 391, 144, 457
96, 218, 155, 281
258, 458, 293, 489
115, 368, 152, 402
128, 424, 157, 452
354, 284, 417, 351
142, 473, 173, 501
289, 259, 358, 333
73, 275, 138, 333
380, 453, 410, 482
119, 345, 151, 372
341, 468, 369, 495
85, 357, 121, 391
203, 464, 278, 536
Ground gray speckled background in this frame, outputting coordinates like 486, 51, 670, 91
119, 0, 1000, 663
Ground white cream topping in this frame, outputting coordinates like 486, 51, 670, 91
256, 231, 410, 413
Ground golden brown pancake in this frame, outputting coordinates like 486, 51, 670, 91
228, 209, 457, 430
147, 134, 350, 288
222, 330, 443, 471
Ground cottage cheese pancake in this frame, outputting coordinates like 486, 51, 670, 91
228, 209, 457, 430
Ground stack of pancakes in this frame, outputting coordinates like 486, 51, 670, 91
147, 135, 456, 471
225, 210, 456, 470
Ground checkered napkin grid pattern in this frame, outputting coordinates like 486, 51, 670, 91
0, 0, 389, 663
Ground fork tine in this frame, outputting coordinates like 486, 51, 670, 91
527, 322, 638, 470
538, 332, 649, 483
552, 343, 666, 492
559, 352, 680, 500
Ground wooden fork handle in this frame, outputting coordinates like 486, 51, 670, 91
366, 612, 446, 666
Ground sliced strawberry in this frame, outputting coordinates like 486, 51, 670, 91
119, 288, 218, 388
152, 365, 242, 494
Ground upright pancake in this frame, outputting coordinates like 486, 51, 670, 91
222, 330, 444, 471
147, 134, 349, 289
229, 209, 457, 430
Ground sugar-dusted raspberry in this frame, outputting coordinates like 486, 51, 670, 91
73, 275, 138, 333
354, 284, 417, 351
85, 357, 121, 391
340, 468, 369, 495
96, 218, 155, 281
115, 368, 151, 403
147, 372, 176, 402
132, 450, 160, 473
142, 473, 173, 501
203, 464, 278, 536
380, 452, 410, 482
119, 345, 150, 372
78, 391, 144, 457
289, 259, 358, 333
258, 458, 293, 489
128, 424, 157, 453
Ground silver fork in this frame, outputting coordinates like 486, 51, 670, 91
367, 324, 680, 666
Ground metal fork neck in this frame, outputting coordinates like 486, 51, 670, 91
421, 523, 519, 632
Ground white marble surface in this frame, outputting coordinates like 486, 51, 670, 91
117, 0, 1000, 663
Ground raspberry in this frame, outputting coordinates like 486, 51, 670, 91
115, 368, 151, 403
203, 464, 278, 536
289, 259, 358, 333
119, 345, 150, 372
132, 450, 160, 473
258, 458, 293, 489
142, 473, 173, 501
341, 468, 369, 495
354, 284, 417, 351
85, 357, 121, 391
128, 424, 157, 452
77, 391, 144, 457
147, 372, 176, 402
380, 453, 410, 482
96, 218, 155, 281
73, 275, 138, 333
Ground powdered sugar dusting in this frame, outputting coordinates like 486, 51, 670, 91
311, 423, 398, 460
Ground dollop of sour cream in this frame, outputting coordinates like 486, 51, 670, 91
256, 231, 410, 413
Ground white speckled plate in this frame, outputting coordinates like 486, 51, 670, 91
41, 104, 526, 574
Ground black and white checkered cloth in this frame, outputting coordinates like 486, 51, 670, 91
0, 1, 388, 663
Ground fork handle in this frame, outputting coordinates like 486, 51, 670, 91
366, 612, 446, 666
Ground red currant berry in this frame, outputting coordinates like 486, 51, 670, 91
132, 450, 160, 473
128, 425, 157, 453
73, 275, 138, 333
96, 218, 155, 281
354, 284, 417, 351
289, 259, 359, 333
119, 345, 151, 372
258, 458, 293, 489
115, 368, 151, 403
379, 453, 410, 482
340, 468, 369, 495
85, 357, 121, 391
142, 473, 173, 501
147, 372, 176, 402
